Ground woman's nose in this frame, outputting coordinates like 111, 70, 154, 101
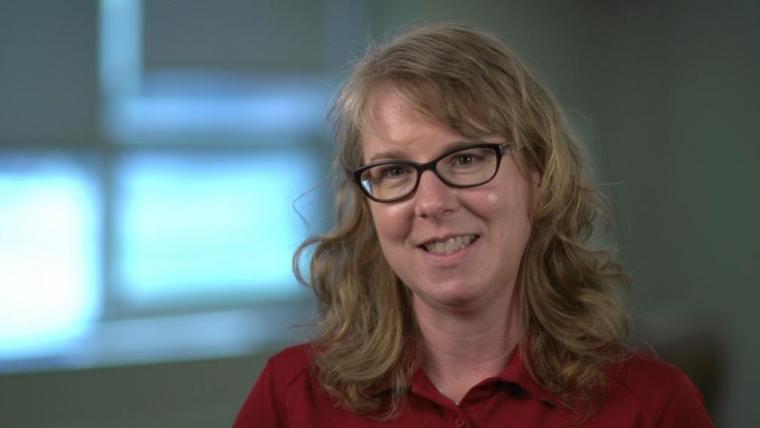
413, 170, 459, 219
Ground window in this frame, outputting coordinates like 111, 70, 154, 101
114, 150, 321, 305
0, 155, 100, 360
0, 0, 368, 372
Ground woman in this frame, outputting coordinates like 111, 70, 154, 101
234, 23, 713, 427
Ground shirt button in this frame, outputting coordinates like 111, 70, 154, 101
454, 417, 466, 428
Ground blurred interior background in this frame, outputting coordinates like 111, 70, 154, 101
0, 1, 757, 427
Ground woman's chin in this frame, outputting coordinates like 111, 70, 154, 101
410, 285, 488, 313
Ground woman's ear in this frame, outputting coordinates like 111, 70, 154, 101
526, 164, 545, 222
530, 168, 542, 190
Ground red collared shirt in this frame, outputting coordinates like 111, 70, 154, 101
233, 344, 713, 427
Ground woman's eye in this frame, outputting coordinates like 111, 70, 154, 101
453, 153, 482, 165
385, 166, 405, 176
455, 154, 475, 164
376, 165, 411, 180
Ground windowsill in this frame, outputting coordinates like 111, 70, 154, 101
0, 297, 316, 374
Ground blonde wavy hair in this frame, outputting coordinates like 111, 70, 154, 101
294, 22, 629, 418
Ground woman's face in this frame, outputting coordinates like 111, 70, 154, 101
361, 88, 537, 314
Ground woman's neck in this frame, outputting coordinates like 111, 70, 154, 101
413, 295, 523, 404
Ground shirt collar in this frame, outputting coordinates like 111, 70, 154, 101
401, 341, 562, 408
497, 343, 562, 406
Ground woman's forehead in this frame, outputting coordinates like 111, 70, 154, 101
362, 83, 498, 141
364, 89, 435, 138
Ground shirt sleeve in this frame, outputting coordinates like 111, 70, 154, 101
233, 361, 284, 428
655, 371, 714, 428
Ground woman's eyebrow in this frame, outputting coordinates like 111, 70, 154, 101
366, 149, 406, 164
366, 140, 482, 164
441, 140, 485, 153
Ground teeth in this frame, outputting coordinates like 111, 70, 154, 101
424, 235, 476, 254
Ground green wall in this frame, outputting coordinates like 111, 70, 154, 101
0, 352, 268, 427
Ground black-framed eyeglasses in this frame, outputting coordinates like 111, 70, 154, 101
352, 143, 512, 203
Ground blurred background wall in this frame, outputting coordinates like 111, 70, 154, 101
1, 1, 757, 427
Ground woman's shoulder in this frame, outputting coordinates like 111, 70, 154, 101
607, 350, 686, 389
233, 344, 321, 427
269, 342, 312, 364
604, 350, 712, 425
263, 343, 313, 386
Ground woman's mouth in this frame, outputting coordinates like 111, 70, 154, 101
422, 234, 479, 254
